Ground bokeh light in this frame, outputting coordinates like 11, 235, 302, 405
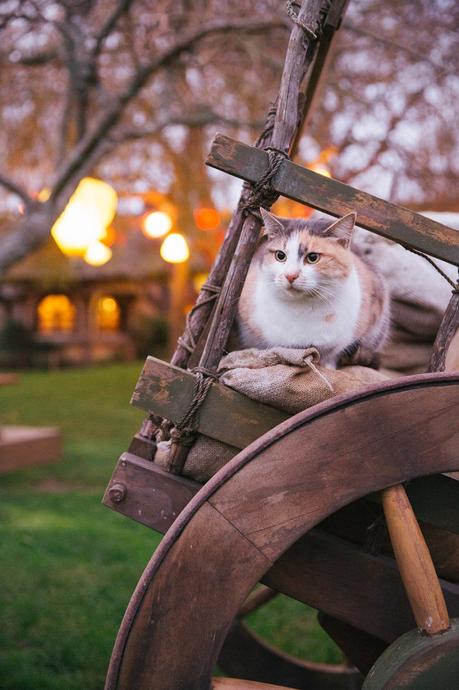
160, 233, 190, 263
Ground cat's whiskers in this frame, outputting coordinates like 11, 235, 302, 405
308, 287, 333, 306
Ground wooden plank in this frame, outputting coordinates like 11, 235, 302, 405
0, 425, 61, 474
102, 452, 200, 532
206, 134, 459, 266
263, 529, 459, 645
130, 356, 287, 449
0, 373, 19, 386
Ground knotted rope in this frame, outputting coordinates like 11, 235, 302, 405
241, 146, 290, 217
169, 370, 215, 447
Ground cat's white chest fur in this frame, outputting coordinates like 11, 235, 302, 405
245, 267, 362, 365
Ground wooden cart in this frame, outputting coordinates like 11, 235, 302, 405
103, 2, 459, 688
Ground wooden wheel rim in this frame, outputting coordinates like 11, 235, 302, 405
106, 373, 459, 690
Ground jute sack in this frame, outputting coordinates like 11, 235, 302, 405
218, 346, 387, 415
153, 347, 388, 483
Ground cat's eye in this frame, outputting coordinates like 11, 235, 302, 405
306, 252, 320, 264
275, 250, 287, 262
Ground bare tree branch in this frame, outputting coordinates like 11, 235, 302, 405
0, 204, 55, 273
344, 23, 458, 76
0, 174, 33, 207
92, 0, 134, 58
112, 109, 263, 143
7, 49, 59, 65
49, 16, 285, 201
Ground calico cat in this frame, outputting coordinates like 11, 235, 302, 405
235, 209, 390, 368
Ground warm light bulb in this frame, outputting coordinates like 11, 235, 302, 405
84, 242, 112, 266
160, 233, 190, 264
51, 177, 117, 256
193, 207, 220, 231
142, 211, 172, 238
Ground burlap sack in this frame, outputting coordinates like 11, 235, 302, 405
218, 346, 387, 415
153, 347, 388, 483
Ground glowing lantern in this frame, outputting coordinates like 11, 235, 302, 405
142, 210, 173, 239
160, 233, 190, 264
84, 242, 112, 267
51, 177, 117, 256
193, 207, 220, 231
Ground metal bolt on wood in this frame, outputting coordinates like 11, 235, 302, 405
109, 483, 127, 504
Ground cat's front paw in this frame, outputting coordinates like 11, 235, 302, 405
338, 344, 380, 369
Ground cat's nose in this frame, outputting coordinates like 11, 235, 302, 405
285, 273, 299, 284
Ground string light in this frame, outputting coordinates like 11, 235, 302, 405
160, 233, 190, 264
84, 242, 112, 266
142, 210, 173, 238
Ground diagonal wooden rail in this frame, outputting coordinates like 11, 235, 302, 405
206, 134, 459, 267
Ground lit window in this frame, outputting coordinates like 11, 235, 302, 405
96, 296, 121, 331
37, 295, 76, 333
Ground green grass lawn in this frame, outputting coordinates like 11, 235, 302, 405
1, 362, 340, 689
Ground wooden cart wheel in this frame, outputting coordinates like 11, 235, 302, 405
363, 619, 459, 689
105, 373, 459, 690
218, 583, 364, 688
220, 615, 363, 689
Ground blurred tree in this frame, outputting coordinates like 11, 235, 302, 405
0, 0, 286, 271
0, 0, 458, 274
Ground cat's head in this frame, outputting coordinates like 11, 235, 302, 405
257, 209, 357, 299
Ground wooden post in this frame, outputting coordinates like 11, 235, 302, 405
166, 0, 341, 473
198, 0, 328, 374
170, 2, 348, 370
381, 485, 450, 635
429, 288, 459, 372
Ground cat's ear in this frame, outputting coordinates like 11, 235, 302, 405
260, 208, 285, 239
327, 212, 356, 248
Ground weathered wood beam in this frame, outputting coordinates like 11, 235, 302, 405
103, 452, 200, 532
103, 448, 459, 546
131, 356, 287, 449
263, 529, 459, 644
207, 134, 459, 266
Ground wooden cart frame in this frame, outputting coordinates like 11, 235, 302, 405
103, 2, 459, 688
